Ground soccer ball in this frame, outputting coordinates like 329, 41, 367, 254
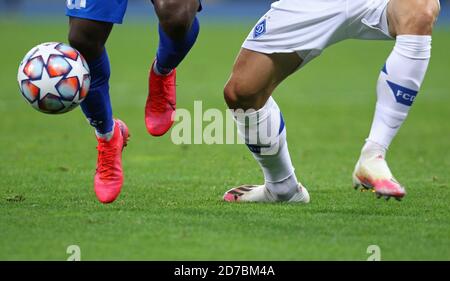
17, 42, 90, 114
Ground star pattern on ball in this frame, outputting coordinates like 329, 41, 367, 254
30, 42, 63, 65
66, 55, 90, 86
17, 64, 30, 90
30, 64, 63, 99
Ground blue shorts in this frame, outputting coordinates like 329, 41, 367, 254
66, 0, 202, 24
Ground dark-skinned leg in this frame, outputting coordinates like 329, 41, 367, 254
153, 0, 200, 73
145, 0, 201, 137
68, 17, 114, 136
68, 17, 112, 61
67, 17, 129, 204
154, 0, 199, 41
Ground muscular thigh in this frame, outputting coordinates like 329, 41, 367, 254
387, 0, 440, 36
152, 0, 200, 39
68, 17, 113, 61
153, 0, 200, 12
225, 49, 302, 110
153, 0, 199, 22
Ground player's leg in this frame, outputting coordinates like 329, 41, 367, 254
68, 18, 114, 137
154, 0, 200, 74
146, 0, 201, 136
67, 16, 129, 204
354, 0, 440, 200
223, 49, 309, 203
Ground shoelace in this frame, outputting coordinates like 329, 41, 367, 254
150, 75, 176, 113
96, 143, 118, 180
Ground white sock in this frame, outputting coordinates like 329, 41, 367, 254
267, 174, 300, 201
360, 140, 386, 162
95, 126, 114, 141
366, 35, 431, 151
233, 97, 298, 198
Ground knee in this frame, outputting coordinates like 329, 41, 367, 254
224, 78, 263, 110
68, 29, 104, 61
154, 0, 198, 39
412, 1, 439, 33
392, 0, 440, 35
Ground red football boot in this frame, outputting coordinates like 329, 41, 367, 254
94, 119, 129, 204
145, 60, 176, 136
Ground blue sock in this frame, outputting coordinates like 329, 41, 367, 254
81, 49, 114, 135
156, 16, 200, 74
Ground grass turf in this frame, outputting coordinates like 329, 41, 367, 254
0, 20, 449, 261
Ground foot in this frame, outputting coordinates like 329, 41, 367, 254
145, 60, 176, 137
223, 183, 310, 203
94, 119, 130, 204
353, 154, 406, 201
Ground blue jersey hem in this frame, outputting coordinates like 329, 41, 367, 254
66, 11, 124, 24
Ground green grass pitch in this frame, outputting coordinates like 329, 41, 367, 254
0, 20, 449, 260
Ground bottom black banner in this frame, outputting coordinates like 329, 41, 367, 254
0, 261, 447, 280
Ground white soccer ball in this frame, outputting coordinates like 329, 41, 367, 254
17, 42, 90, 114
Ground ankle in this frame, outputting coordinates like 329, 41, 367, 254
361, 140, 387, 161
96, 126, 115, 142
153, 60, 173, 76
265, 173, 299, 201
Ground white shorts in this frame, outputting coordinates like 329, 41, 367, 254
242, 0, 393, 67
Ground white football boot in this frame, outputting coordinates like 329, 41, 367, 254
353, 154, 406, 201
223, 183, 310, 203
